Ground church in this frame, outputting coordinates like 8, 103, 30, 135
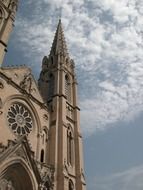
0, 0, 86, 190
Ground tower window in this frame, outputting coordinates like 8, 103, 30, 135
48, 73, 55, 99
51, 56, 54, 64
67, 128, 74, 165
65, 74, 71, 102
69, 180, 74, 190
40, 149, 44, 163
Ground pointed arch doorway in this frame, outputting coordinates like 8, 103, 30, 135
0, 162, 36, 190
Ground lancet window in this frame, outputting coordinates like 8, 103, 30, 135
69, 180, 74, 190
65, 74, 71, 102
40, 149, 45, 163
67, 126, 74, 165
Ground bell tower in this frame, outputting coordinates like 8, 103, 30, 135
38, 20, 86, 190
0, 0, 18, 66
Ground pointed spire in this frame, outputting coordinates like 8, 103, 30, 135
50, 19, 69, 57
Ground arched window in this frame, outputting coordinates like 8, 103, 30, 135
65, 74, 71, 102
40, 149, 44, 163
48, 73, 55, 99
69, 180, 74, 190
67, 127, 74, 165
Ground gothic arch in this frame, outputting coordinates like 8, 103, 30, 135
0, 158, 37, 190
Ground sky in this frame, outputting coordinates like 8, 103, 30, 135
3, 0, 143, 189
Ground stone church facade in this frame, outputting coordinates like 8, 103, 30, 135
0, 1, 86, 190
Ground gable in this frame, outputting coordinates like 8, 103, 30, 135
0, 67, 50, 155
0, 67, 44, 103
0, 136, 55, 189
0, 136, 41, 183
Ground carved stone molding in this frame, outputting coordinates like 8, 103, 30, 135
63, 159, 69, 178
0, 179, 15, 190
43, 114, 48, 121
81, 169, 86, 184
37, 162, 55, 190
0, 142, 7, 153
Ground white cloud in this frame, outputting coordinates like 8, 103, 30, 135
93, 165, 143, 190
11, 0, 143, 136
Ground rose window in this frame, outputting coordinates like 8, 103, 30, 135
7, 103, 33, 135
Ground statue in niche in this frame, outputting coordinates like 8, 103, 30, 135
20, 73, 32, 94
9, 2, 17, 13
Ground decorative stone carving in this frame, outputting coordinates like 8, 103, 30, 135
31, 88, 36, 93
7, 103, 33, 135
39, 183, 47, 190
20, 73, 32, 94
66, 104, 73, 119
63, 159, 69, 177
81, 169, 86, 184
0, 179, 15, 190
70, 59, 75, 69
43, 114, 48, 121
14, 73, 18, 78
9, 1, 17, 13
0, 142, 7, 153
42, 56, 48, 68
37, 162, 54, 190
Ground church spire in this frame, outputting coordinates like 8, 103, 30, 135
50, 19, 69, 58
0, 0, 19, 66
